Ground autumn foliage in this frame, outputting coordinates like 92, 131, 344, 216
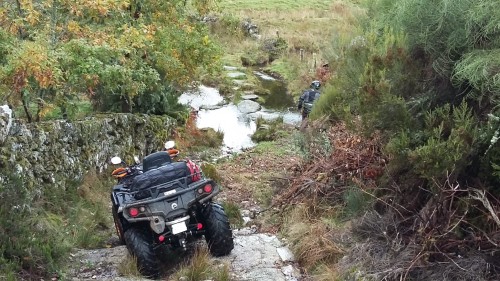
0, 0, 220, 121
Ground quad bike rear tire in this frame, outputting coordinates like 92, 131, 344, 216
112, 206, 125, 245
202, 202, 234, 256
124, 227, 160, 278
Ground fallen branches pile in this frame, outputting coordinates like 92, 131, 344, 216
274, 121, 386, 207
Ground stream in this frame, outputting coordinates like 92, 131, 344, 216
179, 70, 301, 152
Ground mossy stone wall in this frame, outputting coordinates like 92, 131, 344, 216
0, 114, 175, 188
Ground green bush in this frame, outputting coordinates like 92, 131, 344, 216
251, 117, 285, 142
313, 28, 416, 134
201, 163, 222, 183
343, 186, 372, 218
409, 102, 478, 181
221, 201, 244, 228
0, 176, 69, 277
0, 174, 113, 278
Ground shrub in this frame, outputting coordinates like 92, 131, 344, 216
408, 102, 478, 182
251, 117, 285, 142
201, 163, 222, 183
311, 28, 417, 136
342, 186, 372, 218
0, 173, 113, 278
0, 176, 70, 278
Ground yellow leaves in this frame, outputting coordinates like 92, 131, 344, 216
143, 24, 157, 40
38, 101, 56, 118
67, 21, 81, 34
172, 49, 180, 59
19, 0, 41, 26
118, 24, 157, 49
202, 35, 210, 46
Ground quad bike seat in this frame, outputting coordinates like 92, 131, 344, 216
131, 161, 192, 192
142, 151, 172, 172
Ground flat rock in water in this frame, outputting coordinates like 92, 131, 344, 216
238, 100, 261, 114
223, 66, 239, 71
253, 71, 276, 81
241, 94, 259, 101
200, 104, 224, 110
227, 71, 246, 79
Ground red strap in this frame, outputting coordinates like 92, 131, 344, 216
186, 160, 201, 182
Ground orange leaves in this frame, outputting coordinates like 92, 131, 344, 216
8, 42, 61, 92
11, 70, 28, 93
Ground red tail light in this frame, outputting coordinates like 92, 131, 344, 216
129, 207, 139, 217
197, 223, 203, 230
203, 184, 213, 193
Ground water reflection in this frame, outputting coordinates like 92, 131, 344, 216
179, 87, 257, 151
255, 74, 295, 110
179, 85, 301, 152
197, 105, 256, 150
178, 85, 223, 110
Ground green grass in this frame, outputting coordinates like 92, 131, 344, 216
214, 0, 365, 95
117, 255, 141, 277
219, 0, 338, 10
221, 201, 244, 228
253, 140, 290, 157
0, 172, 114, 279
173, 246, 231, 281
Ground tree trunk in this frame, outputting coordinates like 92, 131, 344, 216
36, 89, 45, 122
21, 93, 32, 123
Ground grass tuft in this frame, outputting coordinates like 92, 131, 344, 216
251, 117, 286, 143
173, 246, 231, 281
221, 201, 244, 228
117, 254, 141, 277
281, 203, 344, 272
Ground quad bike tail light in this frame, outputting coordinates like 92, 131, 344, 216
203, 184, 213, 193
128, 206, 146, 217
197, 184, 213, 194
129, 207, 139, 217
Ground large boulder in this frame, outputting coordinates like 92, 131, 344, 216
238, 100, 261, 114
241, 19, 260, 39
0, 105, 12, 145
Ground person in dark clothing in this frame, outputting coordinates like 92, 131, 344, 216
297, 80, 321, 120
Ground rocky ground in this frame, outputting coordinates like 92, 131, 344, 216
69, 227, 300, 281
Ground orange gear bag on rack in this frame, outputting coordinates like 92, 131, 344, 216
111, 167, 127, 178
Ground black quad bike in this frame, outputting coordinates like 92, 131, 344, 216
109, 142, 234, 278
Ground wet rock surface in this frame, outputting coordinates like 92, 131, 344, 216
237, 100, 262, 114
